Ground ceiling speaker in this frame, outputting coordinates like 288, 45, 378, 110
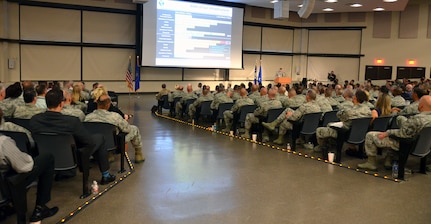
274, 1, 289, 19
297, 0, 315, 19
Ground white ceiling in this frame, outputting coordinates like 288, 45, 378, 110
219, 0, 410, 13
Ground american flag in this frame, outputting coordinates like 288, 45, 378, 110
126, 57, 133, 91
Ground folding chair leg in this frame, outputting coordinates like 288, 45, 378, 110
397, 142, 410, 180
419, 157, 427, 174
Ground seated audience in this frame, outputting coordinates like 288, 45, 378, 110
87, 87, 128, 120
392, 87, 425, 115
0, 119, 58, 223
188, 86, 214, 120
30, 89, 116, 185
371, 92, 392, 120
35, 84, 48, 109
71, 85, 87, 112
13, 89, 45, 119
61, 90, 85, 121
242, 88, 282, 139
175, 84, 197, 118
84, 94, 145, 163
0, 82, 25, 117
391, 86, 406, 107
222, 88, 254, 132
358, 95, 431, 170
315, 90, 372, 152
263, 89, 321, 145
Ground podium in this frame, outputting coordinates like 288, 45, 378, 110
274, 77, 292, 84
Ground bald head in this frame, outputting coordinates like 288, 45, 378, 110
419, 95, 431, 112
187, 84, 193, 93
279, 86, 286, 95
268, 88, 277, 99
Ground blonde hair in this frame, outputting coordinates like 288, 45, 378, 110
93, 87, 108, 102
71, 85, 82, 103
375, 93, 392, 116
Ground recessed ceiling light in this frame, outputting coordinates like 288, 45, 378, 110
298, 4, 303, 8
350, 3, 362, 8
383, 0, 398, 2
323, 8, 334, 12
325, 0, 338, 2
270, 0, 278, 3
373, 7, 385, 11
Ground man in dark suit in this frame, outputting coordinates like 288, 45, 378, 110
30, 88, 115, 185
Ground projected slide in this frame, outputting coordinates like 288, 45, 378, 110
155, 0, 233, 67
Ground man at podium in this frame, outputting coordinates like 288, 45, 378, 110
275, 68, 286, 78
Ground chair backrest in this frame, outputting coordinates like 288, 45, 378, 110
161, 95, 170, 109
266, 108, 285, 123
108, 91, 118, 106
0, 171, 9, 205
83, 122, 117, 152
371, 116, 392, 132
347, 117, 373, 144
217, 102, 234, 119
172, 97, 182, 108
411, 126, 431, 157
0, 131, 31, 155
199, 101, 213, 116
321, 110, 339, 127
33, 133, 77, 171
300, 112, 323, 135
10, 118, 31, 131
238, 105, 257, 123
331, 105, 339, 111
184, 98, 196, 114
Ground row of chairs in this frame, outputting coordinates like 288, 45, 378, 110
0, 121, 128, 217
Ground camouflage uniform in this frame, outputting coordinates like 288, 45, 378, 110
276, 94, 289, 103
232, 92, 241, 101
316, 103, 371, 145
326, 97, 340, 107
366, 101, 375, 109
223, 96, 254, 129
391, 95, 406, 107
254, 95, 269, 107
71, 101, 88, 113
278, 101, 321, 135
399, 101, 419, 115
84, 110, 142, 149
62, 105, 85, 121
338, 99, 354, 111
0, 97, 25, 117
316, 95, 333, 112
282, 95, 306, 108
365, 112, 431, 156
188, 94, 214, 118
244, 99, 282, 131
156, 88, 170, 100
333, 95, 345, 103
13, 104, 45, 119
175, 92, 197, 116
168, 90, 186, 102
248, 91, 260, 101
0, 120, 34, 144
210, 93, 233, 110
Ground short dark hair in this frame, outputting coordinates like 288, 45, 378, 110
23, 89, 37, 103
5, 82, 22, 99
355, 90, 368, 103
45, 89, 64, 109
35, 84, 47, 95
414, 87, 426, 99
162, 84, 166, 88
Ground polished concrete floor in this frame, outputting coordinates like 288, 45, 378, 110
4, 94, 431, 224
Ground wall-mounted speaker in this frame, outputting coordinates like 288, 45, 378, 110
297, 0, 315, 19
274, 1, 289, 19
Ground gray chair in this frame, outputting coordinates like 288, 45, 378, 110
83, 122, 127, 173
33, 133, 90, 198
390, 126, 431, 180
